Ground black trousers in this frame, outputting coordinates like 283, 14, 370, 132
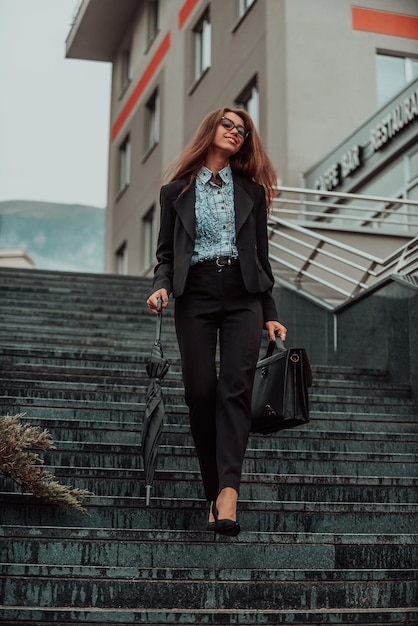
174, 261, 263, 501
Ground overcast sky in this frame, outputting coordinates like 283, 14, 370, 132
0, 0, 111, 208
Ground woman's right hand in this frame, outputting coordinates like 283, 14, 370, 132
146, 288, 169, 314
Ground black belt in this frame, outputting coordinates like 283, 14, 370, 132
198, 256, 239, 267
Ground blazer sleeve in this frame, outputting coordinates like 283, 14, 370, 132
254, 185, 278, 323
151, 185, 176, 295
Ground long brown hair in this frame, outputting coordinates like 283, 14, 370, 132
164, 107, 277, 208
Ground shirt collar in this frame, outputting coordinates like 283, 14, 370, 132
197, 164, 233, 185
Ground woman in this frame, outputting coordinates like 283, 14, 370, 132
147, 107, 287, 536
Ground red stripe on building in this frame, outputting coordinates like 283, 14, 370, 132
111, 31, 171, 142
178, 0, 198, 29
352, 7, 418, 40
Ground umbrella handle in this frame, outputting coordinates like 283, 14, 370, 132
156, 297, 162, 342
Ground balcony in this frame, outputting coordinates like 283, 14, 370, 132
66, 0, 141, 61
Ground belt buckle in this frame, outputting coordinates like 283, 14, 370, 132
215, 257, 230, 267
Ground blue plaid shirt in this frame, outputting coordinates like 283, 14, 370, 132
190, 165, 238, 265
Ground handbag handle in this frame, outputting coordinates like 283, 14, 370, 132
265, 337, 286, 358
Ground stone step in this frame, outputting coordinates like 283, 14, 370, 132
0, 284, 154, 300
156, 446, 418, 477
0, 282, 154, 298
4, 389, 417, 420
2, 406, 417, 443
2, 470, 417, 505
0, 285, 155, 302
0, 274, 154, 295
0, 607, 417, 626
3, 467, 414, 502
0, 325, 178, 345
1, 495, 417, 533
1, 568, 416, 611
0, 370, 411, 398
1, 362, 182, 382
2, 411, 417, 446
0, 309, 160, 330
3, 404, 417, 435
2, 380, 416, 411
0, 346, 177, 368
70, 464, 418, 490
0, 266, 152, 285
18, 438, 417, 475
4, 562, 415, 584
0, 368, 183, 385
0, 273, 151, 287
3, 425, 417, 458
12, 415, 418, 452
1, 526, 417, 569
1, 346, 392, 380
11, 411, 418, 439
0, 299, 157, 320
312, 365, 390, 382
0, 313, 172, 334
0, 295, 158, 312
0, 335, 180, 356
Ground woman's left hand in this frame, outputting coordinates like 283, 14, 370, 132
265, 320, 287, 343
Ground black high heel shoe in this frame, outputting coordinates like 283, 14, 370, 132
212, 502, 240, 537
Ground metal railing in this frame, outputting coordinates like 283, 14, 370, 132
268, 187, 418, 308
272, 186, 418, 229
65, 0, 84, 38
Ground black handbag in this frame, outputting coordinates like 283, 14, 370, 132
251, 338, 312, 434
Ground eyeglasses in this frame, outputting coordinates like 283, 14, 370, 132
220, 116, 249, 139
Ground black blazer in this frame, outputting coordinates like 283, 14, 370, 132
152, 173, 278, 322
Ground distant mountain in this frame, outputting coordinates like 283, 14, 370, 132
0, 200, 105, 273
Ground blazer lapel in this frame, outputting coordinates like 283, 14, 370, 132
173, 184, 196, 242
234, 177, 254, 235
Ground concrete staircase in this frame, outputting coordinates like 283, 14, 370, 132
0, 267, 417, 625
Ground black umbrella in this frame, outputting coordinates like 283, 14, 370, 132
141, 297, 170, 505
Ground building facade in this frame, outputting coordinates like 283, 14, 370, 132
66, 0, 418, 275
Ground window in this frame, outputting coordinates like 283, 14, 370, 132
118, 136, 131, 194
238, 0, 255, 18
193, 10, 211, 82
236, 79, 260, 130
376, 53, 418, 107
116, 242, 128, 275
145, 89, 160, 153
350, 151, 418, 232
147, 0, 159, 46
121, 47, 132, 92
143, 206, 155, 268
407, 149, 418, 228
408, 148, 418, 185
